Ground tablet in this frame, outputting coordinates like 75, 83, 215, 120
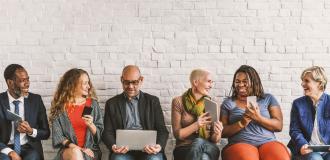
116, 130, 157, 150
6, 109, 22, 122
204, 98, 219, 122
308, 145, 330, 152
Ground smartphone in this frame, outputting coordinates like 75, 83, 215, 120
81, 107, 93, 117
247, 96, 257, 109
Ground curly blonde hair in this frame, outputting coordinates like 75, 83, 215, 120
49, 68, 97, 123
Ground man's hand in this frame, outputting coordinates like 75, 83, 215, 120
144, 144, 161, 154
17, 121, 33, 135
112, 144, 129, 154
300, 144, 312, 155
8, 151, 22, 160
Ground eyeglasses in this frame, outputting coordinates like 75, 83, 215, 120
121, 79, 141, 86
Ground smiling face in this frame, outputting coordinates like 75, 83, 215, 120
75, 73, 90, 97
7, 69, 30, 98
234, 72, 252, 97
193, 73, 213, 96
301, 73, 323, 97
121, 67, 143, 99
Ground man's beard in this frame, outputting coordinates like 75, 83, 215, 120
13, 83, 22, 98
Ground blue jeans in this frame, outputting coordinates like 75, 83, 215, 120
0, 153, 10, 160
173, 138, 220, 160
0, 144, 40, 160
111, 151, 164, 160
295, 152, 330, 160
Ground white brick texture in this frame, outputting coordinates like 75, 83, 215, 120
1, 0, 330, 159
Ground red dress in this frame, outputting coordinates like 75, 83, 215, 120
66, 103, 87, 148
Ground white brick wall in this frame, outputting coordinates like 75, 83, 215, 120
1, 0, 330, 159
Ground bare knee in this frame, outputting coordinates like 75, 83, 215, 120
62, 147, 84, 160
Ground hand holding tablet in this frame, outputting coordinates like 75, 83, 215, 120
6, 109, 22, 122
307, 145, 330, 152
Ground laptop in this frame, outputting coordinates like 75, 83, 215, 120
204, 98, 219, 122
116, 130, 157, 150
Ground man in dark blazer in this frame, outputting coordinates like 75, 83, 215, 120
0, 64, 50, 160
102, 65, 169, 160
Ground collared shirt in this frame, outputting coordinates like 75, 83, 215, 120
310, 102, 325, 145
124, 92, 143, 130
0, 91, 37, 155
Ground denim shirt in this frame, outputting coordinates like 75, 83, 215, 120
288, 93, 330, 155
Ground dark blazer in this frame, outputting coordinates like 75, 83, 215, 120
0, 92, 50, 159
102, 91, 169, 156
288, 93, 330, 155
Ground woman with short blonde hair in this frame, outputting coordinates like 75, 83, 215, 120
172, 69, 222, 160
300, 66, 327, 91
289, 66, 330, 160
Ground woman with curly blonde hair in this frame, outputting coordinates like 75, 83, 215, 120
49, 68, 103, 160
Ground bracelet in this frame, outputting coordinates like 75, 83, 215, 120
237, 121, 244, 128
64, 140, 71, 148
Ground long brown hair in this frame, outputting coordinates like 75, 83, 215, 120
229, 65, 264, 99
49, 68, 97, 123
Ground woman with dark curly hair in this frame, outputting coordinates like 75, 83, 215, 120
49, 68, 103, 160
220, 65, 290, 160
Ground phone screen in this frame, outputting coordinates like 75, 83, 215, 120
81, 107, 93, 117
247, 96, 257, 109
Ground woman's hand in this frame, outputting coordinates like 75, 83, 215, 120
240, 114, 252, 127
245, 103, 262, 122
196, 112, 212, 128
81, 148, 95, 158
82, 115, 94, 127
68, 143, 82, 149
213, 120, 223, 135
300, 144, 312, 155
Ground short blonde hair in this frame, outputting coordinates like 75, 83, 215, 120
301, 66, 327, 91
190, 69, 210, 86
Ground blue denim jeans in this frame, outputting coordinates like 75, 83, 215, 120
0, 144, 40, 160
110, 151, 164, 160
295, 152, 330, 160
173, 138, 220, 160
0, 153, 10, 160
